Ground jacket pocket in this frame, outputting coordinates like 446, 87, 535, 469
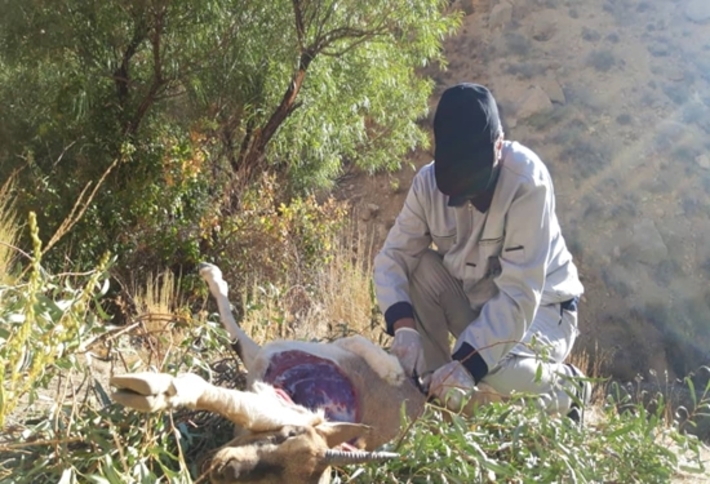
502, 244, 526, 265
431, 232, 456, 254
479, 237, 504, 279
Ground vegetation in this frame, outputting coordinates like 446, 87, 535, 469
0, 0, 459, 275
2, 2, 710, 483
1, 203, 708, 482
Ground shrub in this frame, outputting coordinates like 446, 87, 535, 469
586, 50, 616, 72
0, 213, 112, 428
354, 387, 708, 483
0, 0, 460, 274
1, 222, 708, 483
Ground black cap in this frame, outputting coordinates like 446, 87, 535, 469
433, 83, 502, 206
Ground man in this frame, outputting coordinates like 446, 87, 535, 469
374, 83, 589, 420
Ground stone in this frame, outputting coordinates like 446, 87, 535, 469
489, 2, 513, 30
530, 19, 557, 42
695, 154, 710, 169
377, 224, 390, 241
540, 77, 566, 104
359, 203, 380, 221
628, 219, 668, 265
516, 85, 554, 120
685, 0, 710, 23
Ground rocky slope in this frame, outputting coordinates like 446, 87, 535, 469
343, 0, 710, 385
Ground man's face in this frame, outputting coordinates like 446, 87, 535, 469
447, 135, 504, 207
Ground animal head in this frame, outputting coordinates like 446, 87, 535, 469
110, 374, 398, 484
208, 421, 394, 484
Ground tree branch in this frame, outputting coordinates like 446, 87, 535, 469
114, 20, 148, 108
124, 6, 167, 136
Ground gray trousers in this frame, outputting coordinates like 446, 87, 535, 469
410, 250, 583, 414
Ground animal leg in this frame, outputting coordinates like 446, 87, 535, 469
198, 262, 260, 370
111, 373, 325, 432
332, 336, 405, 386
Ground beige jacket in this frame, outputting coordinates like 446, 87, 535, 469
374, 141, 584, 370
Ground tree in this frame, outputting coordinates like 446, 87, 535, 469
0, 0, 459, 272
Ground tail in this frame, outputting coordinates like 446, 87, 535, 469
198, 262, 260, 370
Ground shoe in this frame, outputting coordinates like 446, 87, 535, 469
565, 364, 591, 425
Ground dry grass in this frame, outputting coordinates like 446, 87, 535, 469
238, 226, 386, 346
124, 269, 193, 367
568, 341, 612, 405
132, 269, 184, 333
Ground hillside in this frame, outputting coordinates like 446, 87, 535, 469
344, 0, 710, 385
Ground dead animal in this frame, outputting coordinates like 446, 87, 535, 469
110, 262, 427, 484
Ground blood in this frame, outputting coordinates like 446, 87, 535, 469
263, 350, 360, 423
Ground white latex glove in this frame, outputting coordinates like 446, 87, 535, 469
390, 327, 426, 378
429, 360, 476, 412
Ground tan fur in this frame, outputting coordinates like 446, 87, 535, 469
332, 335, 406, 386
112, 263, 428, 483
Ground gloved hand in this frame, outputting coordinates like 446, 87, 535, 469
429, 360, 476, 412
390, 327, 425, 378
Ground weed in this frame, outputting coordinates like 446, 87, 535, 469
0, 213, 112, 428
504, 62, 544, 80
654, 259, 681, 288
648, 42, 670, 57
1, 164, 709, 484
504, 32, 531, 57
672, 144, 701, 162
616, 113, 633, 125
662, 83, 690, 105
586, 50, 616, 72
606, 32, 621, 43
355, 389, 707, 483
559, 137, 613, 180
601, 268, 632, 297
636, 1, 652, 12
683, 100, 710, 132
609, 197, 638, 218
524, 105, 571, 131
582, 27, 601, 42
681, 196, 701, 215
565, 84, 603, 113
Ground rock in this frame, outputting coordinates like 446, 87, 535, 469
530, 19, 557, 42
377, 223, 391, 241
655, 120, 687, 144
540, 77, 566, 104
695, 154, 710, 169
685, 0, 710, 23
360, 203, 380, 221
489, 2, 513, 30
628, 219, 668, 265
665, 66, 686, 82
516, 86, 554, 120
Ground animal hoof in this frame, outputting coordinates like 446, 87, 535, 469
110, 372, 174, 396
198, 262, 220, 276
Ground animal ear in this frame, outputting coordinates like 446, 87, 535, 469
315, 422, 371, 448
